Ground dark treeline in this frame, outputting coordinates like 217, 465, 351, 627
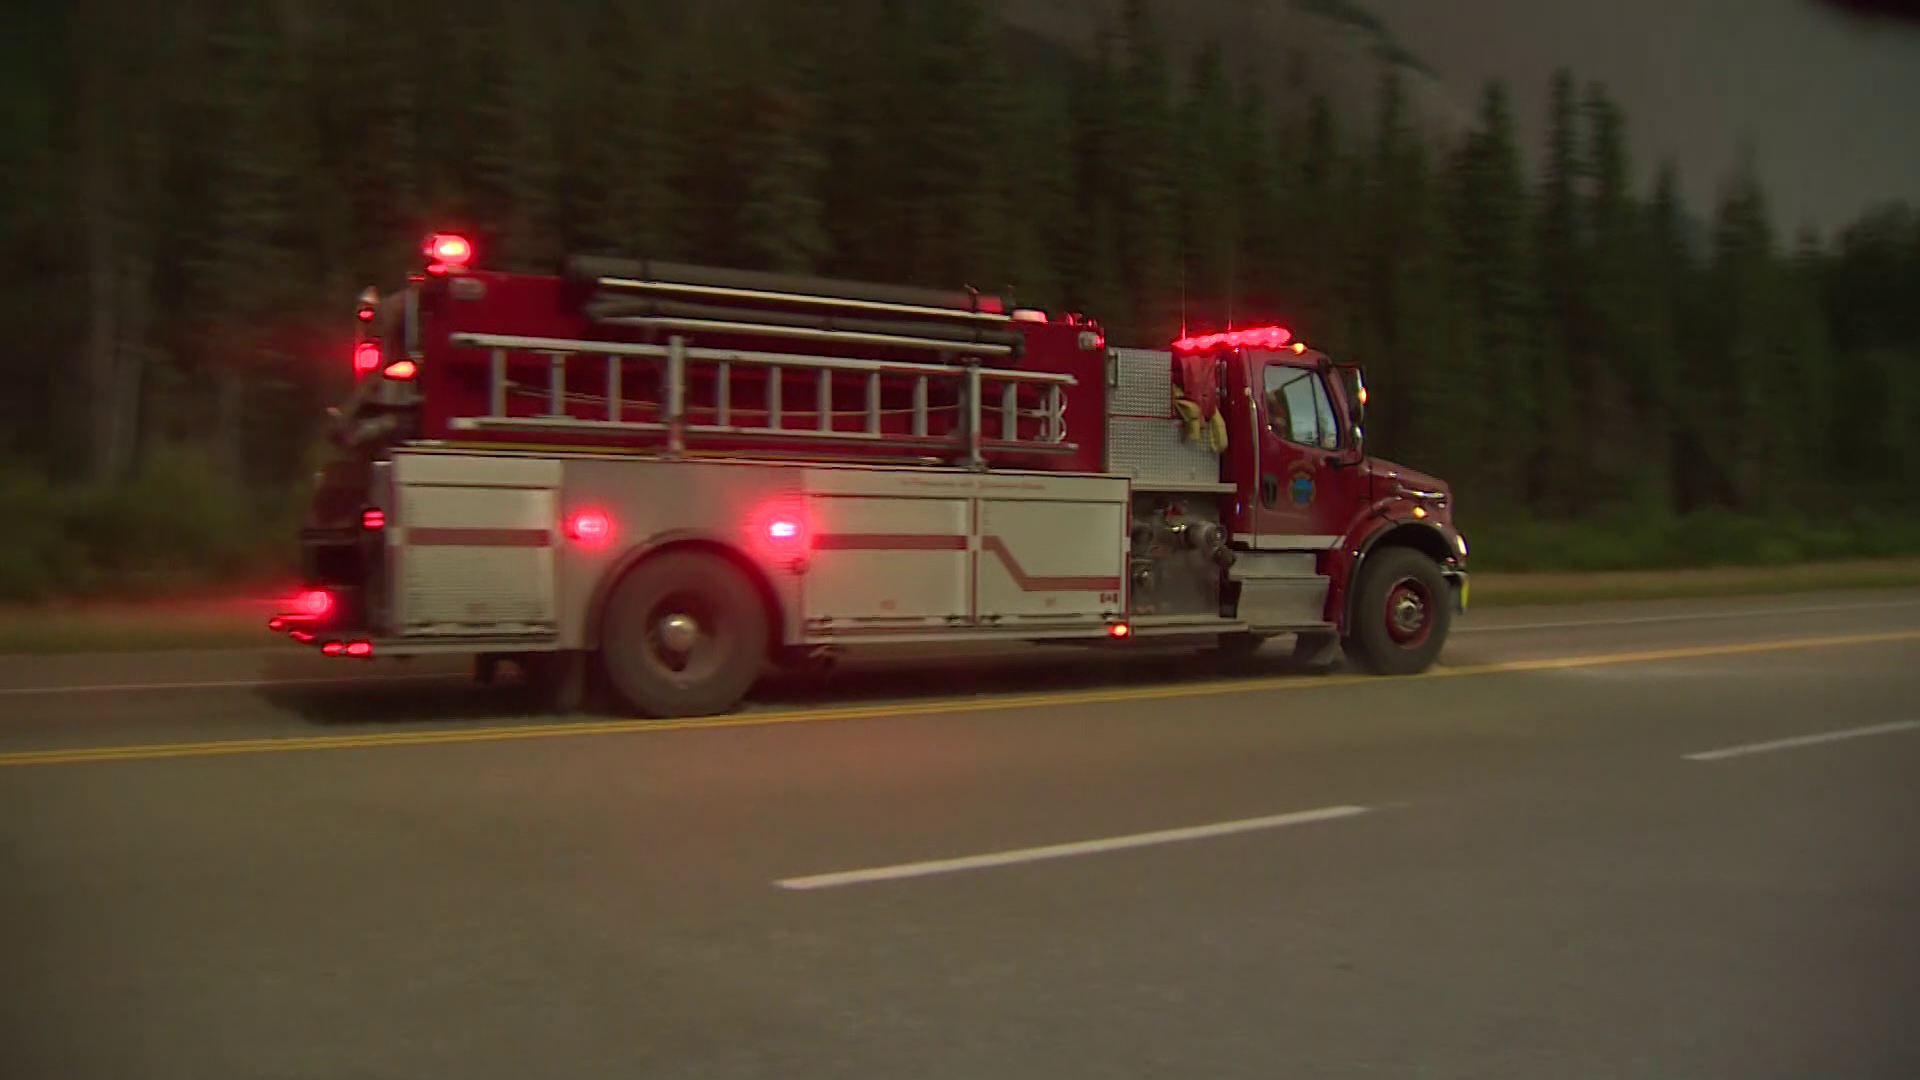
4, 0, 1919, 597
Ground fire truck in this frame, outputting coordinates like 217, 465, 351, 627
272, 232, 1469, 718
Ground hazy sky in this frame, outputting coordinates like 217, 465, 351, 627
1358, 0, 1920, 235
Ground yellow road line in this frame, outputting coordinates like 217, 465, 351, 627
3, 628, 1917, 769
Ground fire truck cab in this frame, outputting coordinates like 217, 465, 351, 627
277, 233, 1468, 717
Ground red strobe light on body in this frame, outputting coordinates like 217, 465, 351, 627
353, 341, 382, 375
291, 588, 333, 620
751, 503, 812, 561
1171, 324, 1293, 353
762, 514, 808, 553
566, 509, 612, 545
424, 233, 474, 274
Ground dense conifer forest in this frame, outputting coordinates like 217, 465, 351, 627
3, 0, 1917, 598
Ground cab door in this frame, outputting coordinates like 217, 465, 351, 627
1251, 357, 1364, 550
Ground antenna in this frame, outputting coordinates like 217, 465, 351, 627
1225, 238, 1235, 331
1179, 260, 1188, 340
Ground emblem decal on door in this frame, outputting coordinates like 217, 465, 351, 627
1288, 465, 1316, 507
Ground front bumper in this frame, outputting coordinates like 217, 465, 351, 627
1443, 569, 1469, 614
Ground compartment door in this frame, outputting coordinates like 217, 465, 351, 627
975, 479, 1127, 625
804, 493, 972, 629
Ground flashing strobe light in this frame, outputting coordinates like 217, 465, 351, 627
362, 508, 385, 530
292, 588, 333, 619
424, 230, 472, 263
1108, 622, 1131, 638
566, 509, 612, 544
424, 232, 473, 273
1011, 309, 1049, 323
753, 504, 812, 559
353, 341, 382, 375
382, 359, 418, 381
1171, 324, 1293, 353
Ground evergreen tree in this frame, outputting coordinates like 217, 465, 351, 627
8, 0, 1920, 593
1530, 67, 1585, 514
1447, 81, 1538, 509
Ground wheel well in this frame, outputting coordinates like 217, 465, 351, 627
1368, 522, 1453, 566
583, 536, 787, 655
1343, 522, 1452, 628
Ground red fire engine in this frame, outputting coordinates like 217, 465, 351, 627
273, 232, 1469, 717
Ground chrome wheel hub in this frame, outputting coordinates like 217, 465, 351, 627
656, 612, 700, 655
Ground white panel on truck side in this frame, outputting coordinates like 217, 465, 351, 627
803, 491, 971, 627
392, 452, 562, 634
975, 475, 1128, 625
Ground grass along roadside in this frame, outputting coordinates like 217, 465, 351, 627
4, 558, 1920, 655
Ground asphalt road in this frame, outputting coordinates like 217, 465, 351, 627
3, 589, 1919, 1079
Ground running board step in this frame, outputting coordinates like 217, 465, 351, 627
1231, 571, 1331, 628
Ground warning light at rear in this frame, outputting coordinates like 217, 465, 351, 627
353, 341, 381, 375
766, 518, 800, 541
382, 359, 417, 381
292, 589, 333, 619
424, 232, 474, 273
566, 509, 612, 544
1108, 623, 1131, 638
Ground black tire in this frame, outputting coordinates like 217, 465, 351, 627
598, 550, 770, 718
1345, 546, 1451, 676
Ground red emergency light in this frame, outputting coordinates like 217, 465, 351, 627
750, 502, 811, 559
566, 509, 612, 545
1171, 325, 1293, 353
382, 359, 417, 381
290, 588, 333, 619
353, 341, 382, 375
424, 232, 474, 275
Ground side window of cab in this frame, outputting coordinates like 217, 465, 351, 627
1262, 365, 1342, 451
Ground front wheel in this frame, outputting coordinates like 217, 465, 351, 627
1344, 547, 1451, 676
598, 550, 770, 718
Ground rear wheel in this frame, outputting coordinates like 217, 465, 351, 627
1344, 546, 1450, 676
598, 550, 770, 718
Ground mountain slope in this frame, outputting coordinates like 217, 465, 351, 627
991, 0, 1472, 142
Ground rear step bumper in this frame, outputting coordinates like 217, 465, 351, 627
265, 610, 559, 658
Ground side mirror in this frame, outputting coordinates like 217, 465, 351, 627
1337, 365, 1367, 429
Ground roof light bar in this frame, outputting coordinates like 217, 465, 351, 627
1171, 325, 1293, 353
